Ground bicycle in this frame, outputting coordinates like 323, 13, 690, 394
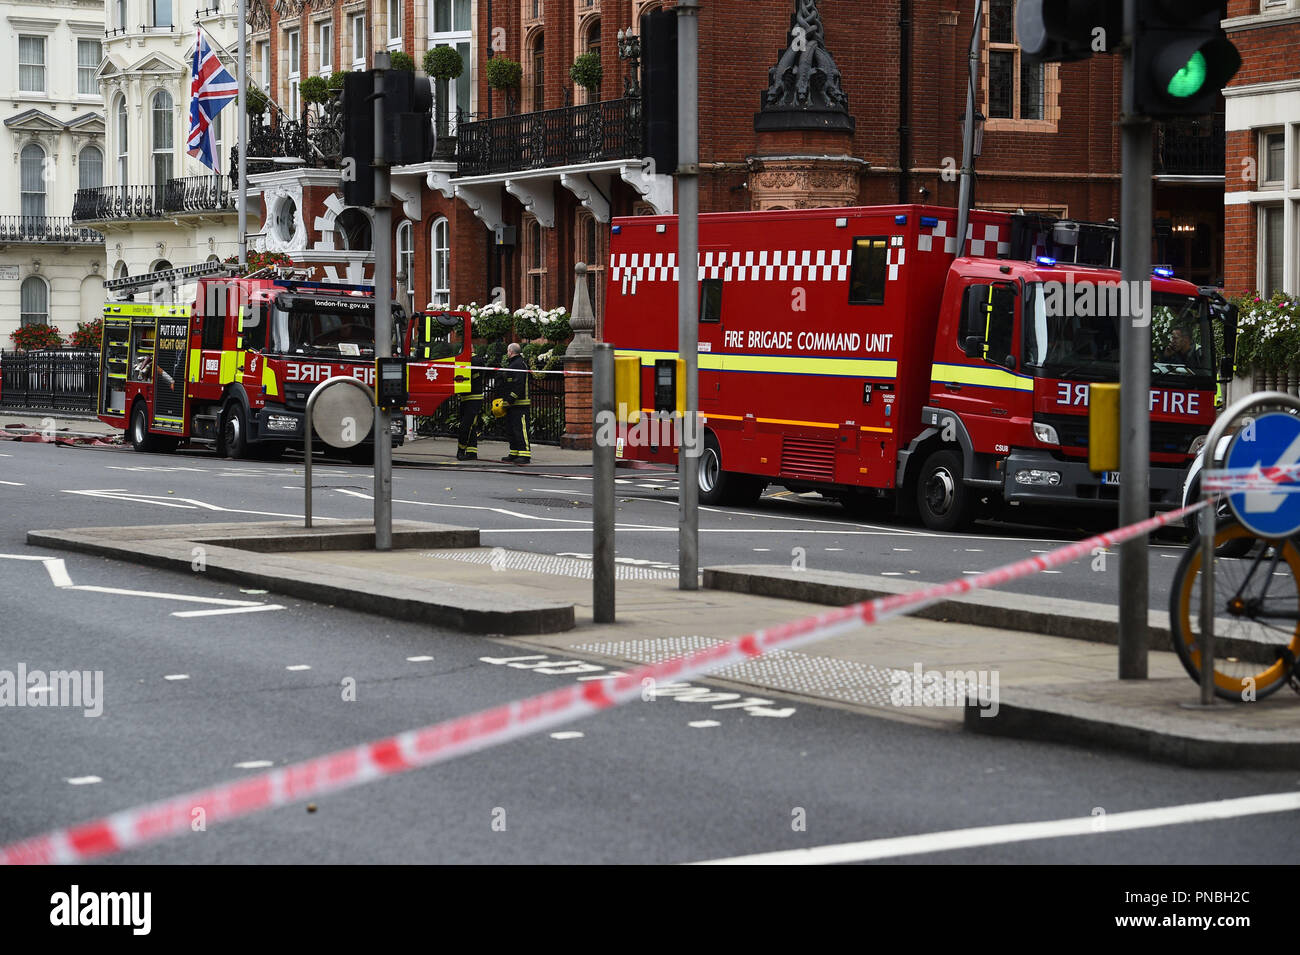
1168, 519, 1300, 700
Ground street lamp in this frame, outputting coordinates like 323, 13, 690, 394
963, 110, 986, 159
617, 27, 642, 97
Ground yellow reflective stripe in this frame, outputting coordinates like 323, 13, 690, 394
860, 425, 894, 433
614, 349, 897, 379
261, 361, 278, 397
218, 350, 238, 384
188, 348, 201, 383
454, 360, 470, 394
982, 285, 993, 361
931, 362, 1034, 391
102, 304, 192, 317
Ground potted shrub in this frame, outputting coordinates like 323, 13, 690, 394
424, 45, 465, 146
388, 50, 416, 72
328, 70, 350, 92
68, 318, 102, 352
10, 324, 62, 351
245, 85, 269, 120
570, 51, 602, 96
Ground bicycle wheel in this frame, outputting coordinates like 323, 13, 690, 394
1169, 522, 1300, 701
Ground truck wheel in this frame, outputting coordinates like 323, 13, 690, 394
220, 402, 249, 459
129, 402, 157, 453
917, 449, 972, 531
697, 433, 765, 507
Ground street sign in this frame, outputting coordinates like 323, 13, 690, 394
1225, 411, 1300, 538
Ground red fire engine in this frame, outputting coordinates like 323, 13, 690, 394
97, 262, 469, 460
604, 205, 1223, 530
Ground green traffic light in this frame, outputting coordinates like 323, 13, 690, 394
1167, 50, 1208, 98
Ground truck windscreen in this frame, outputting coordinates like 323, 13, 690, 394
268, 302, 377, 358
1022, 284, 1214, 383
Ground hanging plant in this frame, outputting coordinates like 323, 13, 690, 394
570, 52, 602, 92
388, 51, 416, 72
486, 56, 522, 90
424, 45, 464, 81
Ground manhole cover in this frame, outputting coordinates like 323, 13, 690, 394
504, 497, 592, 509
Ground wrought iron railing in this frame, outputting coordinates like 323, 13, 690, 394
1154, 114, 1226, 177
0, 216, 103, 244
164, 174, 235, 213
415, 372, 566, 446
0, 349, 99, 413
231, 101, 345, 183
73, 185, 166, 221
456, 97, 643, 177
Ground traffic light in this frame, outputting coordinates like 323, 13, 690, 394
1016, 0, 1122, 63
641, 8, 678, 178
382, 70, 435, 167
1130, 1, 1240, 118
341, 70, 374, 207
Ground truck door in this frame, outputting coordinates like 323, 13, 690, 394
406, 310, 470, 415
943, 280, 1025, 453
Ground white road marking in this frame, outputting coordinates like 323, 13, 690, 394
824, 548, 844, 552
66, 776, 102, 786
68, 585, 263, 606
285, 664, 312, 671
549, 731, 584, 740
62, 488, 339, 521
694, 790, 1300, 865
172, 604, 286, 618
234, 761, 274, 770
0, 480, 25, 486
406, 655, 434, 662
688, 720, 721, 728
962, 571, 982, 576
881, 572, 904, 576
1042, 570, 1063, 575
752, 548, 771, 552
893, 548, 912, 552
163, 674, 189, 681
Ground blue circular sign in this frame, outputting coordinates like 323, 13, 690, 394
1225, 411, 1300, 539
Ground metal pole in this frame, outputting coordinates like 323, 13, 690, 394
1198, 483, 1216, 704
237, 0, 247, 268
593, 343, 615, 623
304, 395, 314, 529
677, 0, 700, 591
954, 0, 981, 255
1118, 0, 1152, 679
373, 55, 393, 551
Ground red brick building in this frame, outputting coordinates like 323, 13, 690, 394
241, 1, 1224, 324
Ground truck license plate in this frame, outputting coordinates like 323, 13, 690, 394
1102, 471, 1121, 485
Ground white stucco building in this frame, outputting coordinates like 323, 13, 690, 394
0, 0, 108, 348
75, 0, 242, 300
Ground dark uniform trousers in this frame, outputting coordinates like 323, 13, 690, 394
503, 354, 531, 462
457, 394, 483, 458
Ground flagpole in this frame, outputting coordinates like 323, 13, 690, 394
237, 0, 247, 269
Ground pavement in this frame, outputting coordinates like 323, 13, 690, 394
23, 516, 1300, 770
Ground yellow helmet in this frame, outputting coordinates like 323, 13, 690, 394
491, 398, 508, 418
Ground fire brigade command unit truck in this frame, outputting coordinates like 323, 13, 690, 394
605, 205, 1226, 531
97, 262, 470, 460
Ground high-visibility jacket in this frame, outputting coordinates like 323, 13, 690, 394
503, 354, 530, 406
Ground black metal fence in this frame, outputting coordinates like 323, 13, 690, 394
0, 349, 99, 412
415, 372, 566, 446
0, 216, 103, 245
456, 97, 643, 177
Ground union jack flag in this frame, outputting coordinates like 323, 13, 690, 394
187, 28, 238, 173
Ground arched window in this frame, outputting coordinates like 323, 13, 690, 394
430, 217, 450, 306
396, 220, 414, 308
586, 19, 601, 101
152, 90, 174, 188
335, 208, 372, 251
114, 260, 129, 280
20, 276, 49, 327
531, 33, 545, 111
79, 145, 104, 191
115, 95, 128, 185
20, 145, 46, 219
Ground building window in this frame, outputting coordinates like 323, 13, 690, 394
388, 0, 403, 44
335, 208, 372, 251
116, 0, 128, 31
431, 217, 450, 306
1261, 205, 1285, 297
985, 0, 1055, 125
21, 145, 46, 219
19, 36, 46, 93
1261, 130, 1286, 188
319, 22, 333, 74
531, 33, 545, 111
351, 14, 366, 68
21, 277, 49, 327
396, 220, 415, 300
431, 0, 473, 118
79, 145, 104, 190
116, 95, 128, 184
152, 90, 174, 188
153, 0, 172, 28
287, 29, 301, 115
575, 211, 606, 322
524, 215, 546, 305
78, 39, 102, 96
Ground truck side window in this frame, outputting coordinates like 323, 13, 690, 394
201, 300, 224, 350
848, 237, 887, 305
699, 278, 722, 323
961, 283, 1016, 367
242, 306, 266, 351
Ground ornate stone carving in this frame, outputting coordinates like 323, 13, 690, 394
755, 0, 854, 133
248, 0, 271, 32
747, 156, 867, 211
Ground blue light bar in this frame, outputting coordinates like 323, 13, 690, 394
919, 216, 937, 227
1035, 256, 1057, 267
611, 225, 622, 234
1153, 267, 1174, 278
897, 215, 910, 225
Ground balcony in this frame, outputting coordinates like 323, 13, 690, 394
231, 105, 344, 185
72, 176, 236, 223
456, 97, 643, 178
0, 216, 103, 245
1153, 115, 1225, 178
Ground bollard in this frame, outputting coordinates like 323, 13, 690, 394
593, 344, 616, 623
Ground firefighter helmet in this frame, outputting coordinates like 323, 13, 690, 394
491, 398, 508, 418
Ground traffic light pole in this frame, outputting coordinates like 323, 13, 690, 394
236, 0, 247, 269
1118, 0, 1152, 678
955, 0, 982, 260
372, 53, 394, 552
677, 0, 700, 591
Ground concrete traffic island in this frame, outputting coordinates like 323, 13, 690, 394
27, 521, 575, 636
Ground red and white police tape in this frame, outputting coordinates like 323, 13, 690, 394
0, 498, 1208, 864
1202, 464, 1300, 493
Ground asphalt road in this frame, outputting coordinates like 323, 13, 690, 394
1, 437, 1296, 865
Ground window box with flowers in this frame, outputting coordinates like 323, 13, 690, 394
10, 324, 63, 351
1230, 291, 1300, 393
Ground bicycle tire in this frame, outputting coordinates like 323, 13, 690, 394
1168, 523, 1300, 701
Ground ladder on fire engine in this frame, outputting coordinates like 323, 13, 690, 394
102, 260, 234, 300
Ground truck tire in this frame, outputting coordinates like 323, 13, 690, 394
917, 449, 973, 531
220, 402, 249, 459
129, 402, 158, 453
697, 432, 764, 506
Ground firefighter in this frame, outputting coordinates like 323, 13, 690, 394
500, 342, 531, 465
457, 345, 485, 461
